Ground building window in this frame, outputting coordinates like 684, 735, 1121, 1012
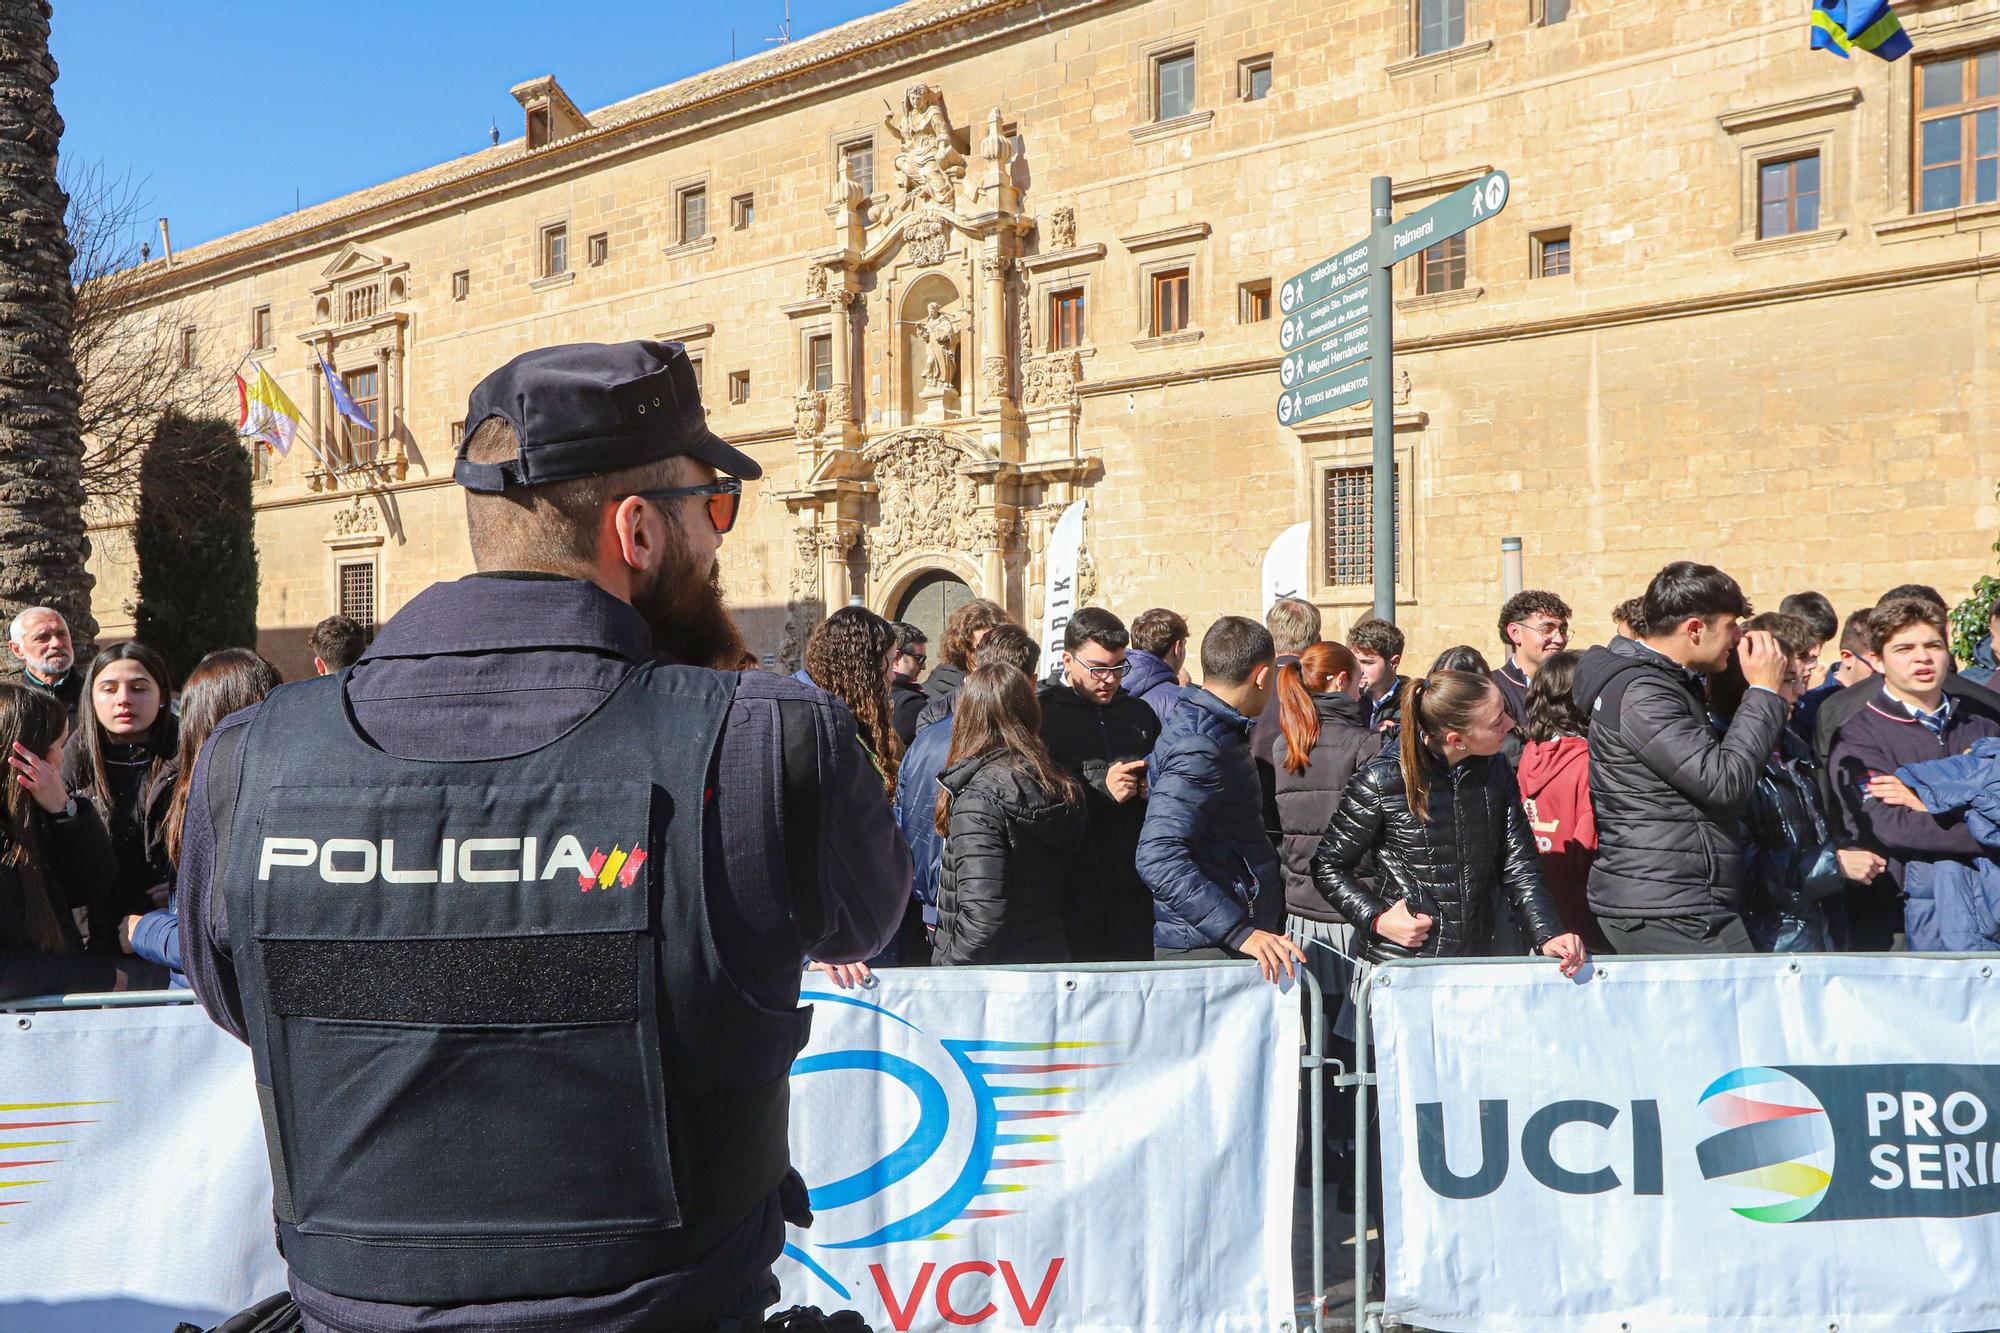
449, 420, 465, 445
731, 192, 755, 229
1540, 0, 1571, 23
1151, 268, 1191, 335
527, 104, 551, 149
679, 186, 707, 244
728, 370, 750, 405
841, 139, 875, 195
688, 354, 706, 400
339, 563, 377, 634
1533, 228, 1572, 277
249, 441, 271, 483
344, 284, 378, 323
179, 326, 197, 368
807, 334, 833, 392
1049, 287, 1085, 350
588, 232, 609, 266
1759, 154, 1821, 238
1916, 49, 2000, 213
1417, 0, 1465, 56
1238, 280, 1273, 323
542, 224, 568, 278
249, 305, 272, 350
1240, 56, 1273, 101
1324, 464, 1402, 587
1154, 49, 1196, 122
452, 269, 469, 301
342, 368, 379, 454
1417, 234, 1467, 294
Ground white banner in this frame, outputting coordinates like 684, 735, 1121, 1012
779, 965, 1297, 1331
1373, 956, 2000, 1333
1260, 523, 1309, 613
1038, 501, 1086, 679
0, 1000, 286, 1332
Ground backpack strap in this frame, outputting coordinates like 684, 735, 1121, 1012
776, 698, 824, 943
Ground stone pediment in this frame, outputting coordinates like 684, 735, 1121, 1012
859, 428, 998, 563
315, 242, 404, 285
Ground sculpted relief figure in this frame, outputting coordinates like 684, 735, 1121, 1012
882, 84, 967, 216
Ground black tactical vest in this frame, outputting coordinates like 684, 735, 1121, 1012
219, 664, 808, 1304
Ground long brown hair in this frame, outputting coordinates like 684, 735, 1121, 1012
0, 683, 75, 953
806, 606, 902, 793
935, 664, 1081, 835
939, 598, 1010, 671
1276, 641, 1358, 774
1397, 669, 1498, 822
1521, 651, 1587, 743
74, 641, 177, 811
164, 649, 282, 866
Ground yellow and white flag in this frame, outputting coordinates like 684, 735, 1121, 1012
234, 359, 305, 457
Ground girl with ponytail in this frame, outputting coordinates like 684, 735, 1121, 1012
1311, 668, 1586, 971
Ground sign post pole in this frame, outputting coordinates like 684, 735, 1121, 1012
1368, 175, 1395, 624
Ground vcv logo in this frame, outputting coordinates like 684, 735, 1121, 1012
780, 989, 1110, 1329
1416, 1063, 2000, 1224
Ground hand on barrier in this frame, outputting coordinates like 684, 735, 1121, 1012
1838, 847, 1890, 881
1374, 899, 1433, 950
9, 740, 67, 814
1864, 774, 1926, 812
1738, 630, 1788, 693
1539, 932, 1588, 978
1105, 758, 1147, 804
809, 959, 874, 990
1238, 928, 1305, 983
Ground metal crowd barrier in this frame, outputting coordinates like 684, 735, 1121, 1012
1, 963, 1339, 1332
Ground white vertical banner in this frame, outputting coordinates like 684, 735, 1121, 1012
1038, 501, 1086, 679
779, 965, 1298, 1331
1372, 956, 2000, 1333
0, 1000, 287, 1332
1260, 523, 1310, 613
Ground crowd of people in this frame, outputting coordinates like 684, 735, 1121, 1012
0, 608, 366, 1001
795, 562, 2000, 982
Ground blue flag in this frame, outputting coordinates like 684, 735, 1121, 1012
319, 357, 377, 433
1812, 1, 1912, 61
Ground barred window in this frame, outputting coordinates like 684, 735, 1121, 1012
344, 285, 378, 323
1324, 464, 1401, 587
339, 563, 376, 633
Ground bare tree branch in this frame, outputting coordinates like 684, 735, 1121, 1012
65, 159, 238, 524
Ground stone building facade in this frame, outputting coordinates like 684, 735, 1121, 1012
89, 0, 2000, 677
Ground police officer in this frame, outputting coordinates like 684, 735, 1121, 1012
178, 341, 911, 1333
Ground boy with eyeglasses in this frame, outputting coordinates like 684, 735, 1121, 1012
1493, 590, 1573, 725
1038, 607, 1162, 961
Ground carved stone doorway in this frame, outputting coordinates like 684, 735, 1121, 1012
894, 568, 973, 662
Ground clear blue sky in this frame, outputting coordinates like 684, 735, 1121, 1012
51, 0, 889, 254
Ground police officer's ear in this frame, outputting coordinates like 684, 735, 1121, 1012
609, 494, 672, 584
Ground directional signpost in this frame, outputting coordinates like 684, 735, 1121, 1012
1273, 169, 1509, 620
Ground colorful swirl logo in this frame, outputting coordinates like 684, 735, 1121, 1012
779, 989, 1108, 1301
1695, 1067, 1834, 1223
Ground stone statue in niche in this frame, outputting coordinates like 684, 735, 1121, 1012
907, 301, 959, 390
882, 84, 967, 217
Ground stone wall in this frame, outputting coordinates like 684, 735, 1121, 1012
86, 0, 2000, 678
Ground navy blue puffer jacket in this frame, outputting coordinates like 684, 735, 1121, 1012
1137, 686, 1286, 950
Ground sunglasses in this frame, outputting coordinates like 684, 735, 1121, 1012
627, 478, 743, 534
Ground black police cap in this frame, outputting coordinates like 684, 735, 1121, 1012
454, 340, 761, 492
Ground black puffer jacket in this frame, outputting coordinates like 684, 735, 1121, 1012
1571, 637, 1785, 919
1038, 680, 1162, 961
932, 750, 1086, 965
1311, 748, 1564, 961
1275, 692, 1383, 924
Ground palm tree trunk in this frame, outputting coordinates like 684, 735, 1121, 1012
0, 0, 97, 654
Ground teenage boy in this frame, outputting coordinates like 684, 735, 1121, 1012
1829, 597, 2000, 950
1571, 561, 1790, 954
1349, 617, 1407, 733
1039, 607, 1163, 961
1493, 590, 1573, 722
1138, 615, 1304, 983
